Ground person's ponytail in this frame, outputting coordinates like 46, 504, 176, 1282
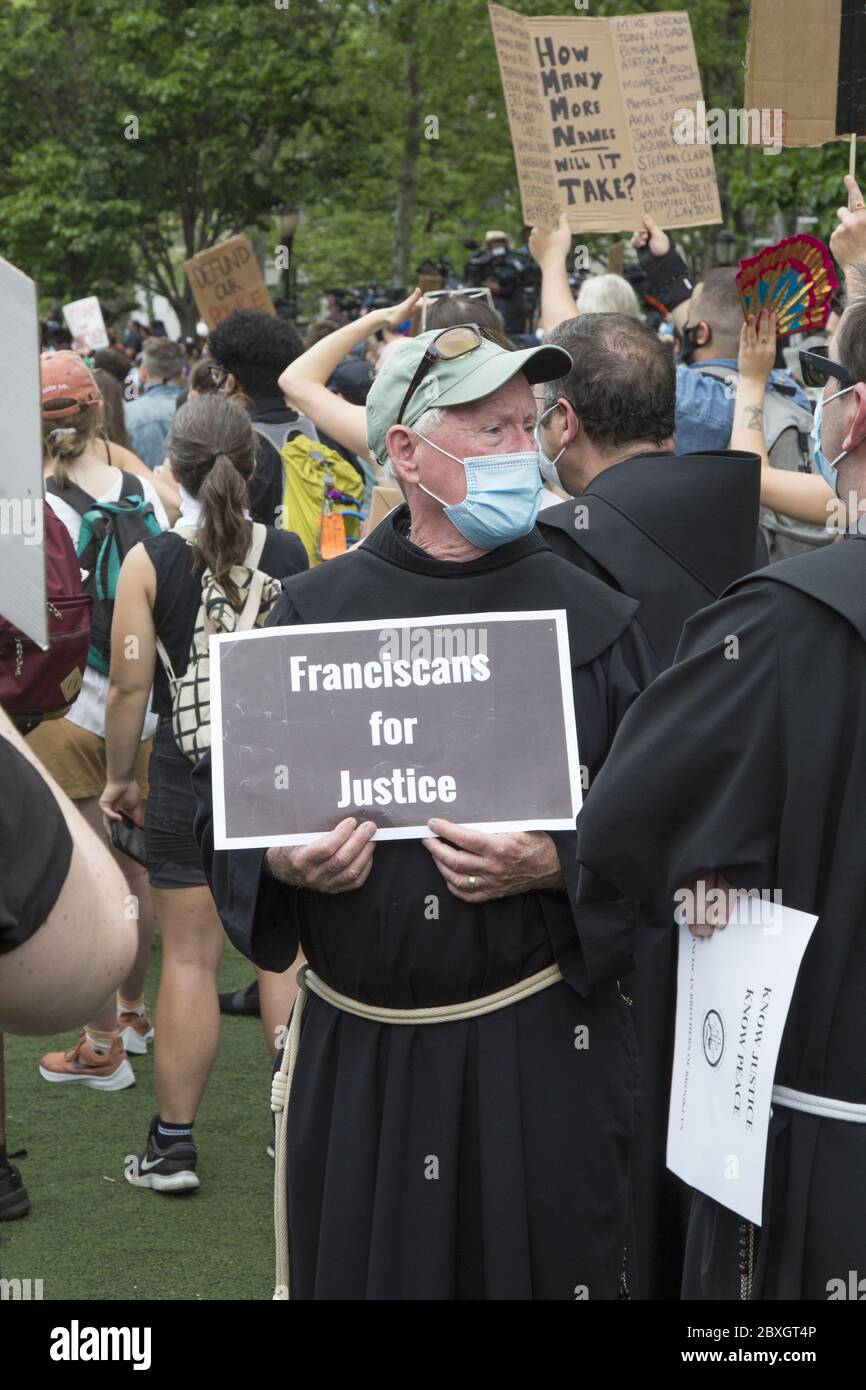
165, 395, 257, 608
197, 453, 252, 607
42, 402, 102, 488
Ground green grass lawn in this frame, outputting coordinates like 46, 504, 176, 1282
0, 935, 276, 1301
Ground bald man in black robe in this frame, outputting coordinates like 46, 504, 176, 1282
194, 327, 658, 1299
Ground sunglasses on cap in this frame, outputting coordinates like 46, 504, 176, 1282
799, 347, 854, 391
396, 323, 493, 426
419, 288, 495, 332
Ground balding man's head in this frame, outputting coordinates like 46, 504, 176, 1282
539, 313, 675, 494
543, 313, 675, 451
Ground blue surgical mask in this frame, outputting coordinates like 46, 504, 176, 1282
534, 403, 567, 491
811, 384, 857, 495
416, 435, 543, 548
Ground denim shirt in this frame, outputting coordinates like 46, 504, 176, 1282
123, 382, 181, 470
674, 358, 810, 455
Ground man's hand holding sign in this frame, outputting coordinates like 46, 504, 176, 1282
265, 818, 378, 894
264, 814, 564, 905
424, 819, 564, 903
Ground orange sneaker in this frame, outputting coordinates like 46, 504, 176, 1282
38, 1033, 135, 1091
118, 1010, 155, 1055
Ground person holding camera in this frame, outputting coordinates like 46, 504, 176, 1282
463, 231, 529, 335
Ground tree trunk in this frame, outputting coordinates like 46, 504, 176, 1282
392, 22, 422, 287
177, 292, 200, 337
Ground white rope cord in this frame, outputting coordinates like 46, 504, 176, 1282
270, 960, 563, 1299
271, 977, 307, 1300
772, 1085, 866, 1124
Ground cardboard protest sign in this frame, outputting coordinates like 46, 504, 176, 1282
363, 483, 404, 534
0, 257, 46, 647
209, 610, 582, 848
62, 295, 109, 352
489, 3, 721, 233
746, 0, 866, 146
184, 233, 276, 330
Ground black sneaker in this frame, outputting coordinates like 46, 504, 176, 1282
218, 980, 260, 1017
0, 1160, 31, 1220
124, 1117, 200, 1193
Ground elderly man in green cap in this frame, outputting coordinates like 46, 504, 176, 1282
193, 313, 658, 1300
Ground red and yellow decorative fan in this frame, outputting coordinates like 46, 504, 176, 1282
736, 235, 838, 336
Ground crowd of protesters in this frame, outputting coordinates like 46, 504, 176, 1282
2, 175, 866, 1301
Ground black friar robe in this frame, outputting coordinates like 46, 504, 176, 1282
539, 449, 766, 1300
193, 506, 657, 1300
575, 535, 866, 1299
537, 451, 768, 668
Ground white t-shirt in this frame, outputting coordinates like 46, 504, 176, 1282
45, 471, 169, 740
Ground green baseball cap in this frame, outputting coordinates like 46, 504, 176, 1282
365, 328, 573, 464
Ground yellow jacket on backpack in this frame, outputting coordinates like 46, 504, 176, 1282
278, 434, 364, 565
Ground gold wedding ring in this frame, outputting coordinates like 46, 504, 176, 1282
467, 874, 477, 891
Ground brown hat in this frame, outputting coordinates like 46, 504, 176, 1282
40, 351, 102, 419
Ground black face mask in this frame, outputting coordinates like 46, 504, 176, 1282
678, 322, 708, 365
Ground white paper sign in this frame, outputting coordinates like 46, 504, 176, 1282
62, 295, 109, 351
667, 898, 817, 1224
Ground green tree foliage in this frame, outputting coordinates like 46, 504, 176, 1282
0, 0, 856, 322
0, 0, 351, 328
294, 0, 859, 301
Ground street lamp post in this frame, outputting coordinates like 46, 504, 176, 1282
277, 204, 299, 319
714, 229, 738, 268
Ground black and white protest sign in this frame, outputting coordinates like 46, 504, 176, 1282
209, 610, 582, 848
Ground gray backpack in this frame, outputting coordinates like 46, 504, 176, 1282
697, 365, 831, 561
251, 415, 320, 453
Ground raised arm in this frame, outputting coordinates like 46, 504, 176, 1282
733, 311, 834, 526
529, 214, 577, 334
279, 289, 423, 458
631, 215, 692, 332
830, 174, 866, 289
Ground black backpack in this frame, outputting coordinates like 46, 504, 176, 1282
44, 472, 162, 675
